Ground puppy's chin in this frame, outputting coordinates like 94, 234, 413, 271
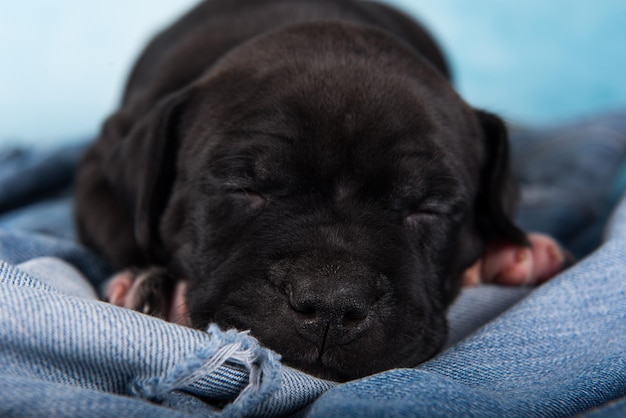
279, 339, 444, 382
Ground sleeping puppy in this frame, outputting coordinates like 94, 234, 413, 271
74, 0, 567, 381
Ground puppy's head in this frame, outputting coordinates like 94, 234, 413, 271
115, 23, 525, 381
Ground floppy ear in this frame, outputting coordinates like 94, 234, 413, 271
474, 110, 528, 246
103, 92, 188, 263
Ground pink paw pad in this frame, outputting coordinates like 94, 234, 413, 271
463, 233, 571, 286
103, 270, 137, 308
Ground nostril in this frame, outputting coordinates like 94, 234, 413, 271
343, 306, 369, 322
287, 290, 319, 318
292, 301, 317, 317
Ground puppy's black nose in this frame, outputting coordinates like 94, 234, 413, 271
287, 280, 374, 346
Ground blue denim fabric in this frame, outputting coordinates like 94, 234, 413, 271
511, 110, 626, 258
0, 143, 84, 214
2, 114, 626, 417
0, 142, 111, 286
0, 261, 335, 417
583, 397, 626, 418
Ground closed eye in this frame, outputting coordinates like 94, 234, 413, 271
402, 210, 440, 227
396, 198, 467, 227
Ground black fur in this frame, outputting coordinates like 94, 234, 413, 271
74, 0, 526, 381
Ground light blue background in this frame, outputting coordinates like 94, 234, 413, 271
1, 0, 625, 146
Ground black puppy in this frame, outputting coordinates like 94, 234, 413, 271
74, 0, 563, 381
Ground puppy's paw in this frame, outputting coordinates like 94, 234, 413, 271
104, 267, 190, 326
463, 233, 573, 286
104, 270, 136, 308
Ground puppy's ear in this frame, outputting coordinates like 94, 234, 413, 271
474, 110, 528, 246
104, 92, 188, 263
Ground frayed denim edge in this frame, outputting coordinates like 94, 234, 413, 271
131, 324, 282, 417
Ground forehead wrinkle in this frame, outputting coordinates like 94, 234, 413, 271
206, 133, 288, 186
390, 135, 462, 197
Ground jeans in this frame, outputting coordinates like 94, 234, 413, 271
2, 197, 625, 417
2, 112, 626, 417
